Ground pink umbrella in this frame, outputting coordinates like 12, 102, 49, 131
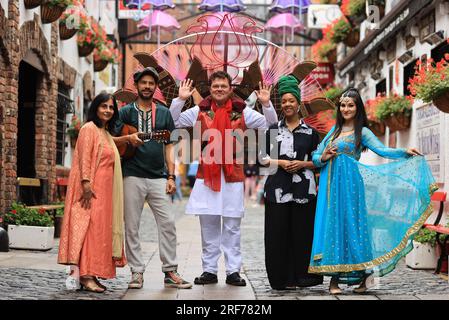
138, 10, 181, 47
264, 12, 304, 48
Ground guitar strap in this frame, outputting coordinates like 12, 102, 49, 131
152, 101, 156, 131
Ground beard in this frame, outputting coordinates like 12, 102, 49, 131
138, 90, 154, 101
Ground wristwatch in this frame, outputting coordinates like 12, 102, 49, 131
167, 174, 176, 180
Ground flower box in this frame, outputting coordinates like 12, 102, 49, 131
383, 112, 410, 133
59, 23, 78, 40
326, 49, 337, 64
24, 0, 43, 9
344, 29, 359, 47
41, 2, 67, 24
432, 89, 449, 113
368, 120, 385, 137
94, 59, 109, 72
78, 43, 95, 57
406, 241, 438, 270
8, 225, 54, 250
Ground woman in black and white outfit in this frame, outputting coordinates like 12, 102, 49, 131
260, 75, 323, 290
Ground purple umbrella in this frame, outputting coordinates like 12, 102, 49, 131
265, 12, 304, 48
269, 0, 310, 14
126, 0, 175, 10
198, 0, 246, 13
138, 10, 181, 47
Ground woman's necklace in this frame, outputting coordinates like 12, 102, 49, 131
341, 126, 354, 133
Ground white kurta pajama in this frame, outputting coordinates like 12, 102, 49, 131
170, 97, 278, 274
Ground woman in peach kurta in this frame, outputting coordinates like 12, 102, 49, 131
58, 93, 126, 293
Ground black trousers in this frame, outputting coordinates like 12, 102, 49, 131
264, 200, 323, 289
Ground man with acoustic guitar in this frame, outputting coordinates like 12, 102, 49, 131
113, 67, 192, 289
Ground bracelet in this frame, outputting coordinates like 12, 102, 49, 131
167, 174, 176, 180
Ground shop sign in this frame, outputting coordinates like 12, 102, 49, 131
310, 63, 334, 85
416, 103, 444, 182
118, 1, 150, 20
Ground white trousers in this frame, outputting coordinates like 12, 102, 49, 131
199, 215, 242, 275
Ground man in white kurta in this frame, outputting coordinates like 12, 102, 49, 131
170, 72, 278, 286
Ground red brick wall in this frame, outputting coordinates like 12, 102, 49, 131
0, 3, 60, 214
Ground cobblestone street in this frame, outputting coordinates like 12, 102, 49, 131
241, 201, 449, 300
1, 199, 448, 300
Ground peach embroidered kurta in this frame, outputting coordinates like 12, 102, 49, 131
58, 122, 125, 278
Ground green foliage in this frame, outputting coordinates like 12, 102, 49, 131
374, 95, 412, 121
45, 0, 73, 8
324, 86, 344, 105
331, 19, 352, 43
3, 202, 54, 227
414, 228, 438, 247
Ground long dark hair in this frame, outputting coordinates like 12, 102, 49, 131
332, 88, 368, 152
87, 92, 119, 134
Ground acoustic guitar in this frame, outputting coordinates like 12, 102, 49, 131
118, 124, 171, 160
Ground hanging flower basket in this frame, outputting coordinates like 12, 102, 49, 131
368, 120, 386, 136
326, 49, 337, 64
383, 112, 411, 133
94, 59, 109, 72
344, 29, 360, 47
78, 43, 95, 57
41, 2, 67, 24
432, 89, 449, 113
59, 23, 78, 40
24, 0, 43, 9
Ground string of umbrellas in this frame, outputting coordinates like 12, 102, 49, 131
122, 0, 311, 49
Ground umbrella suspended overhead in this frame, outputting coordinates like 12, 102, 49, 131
125, 0, 175, 10
269, 0, 310, 14
138, 10, 180, 47
198, 0, 246, 12
264, 12, 304, 48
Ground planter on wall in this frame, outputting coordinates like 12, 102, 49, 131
344, 29, 360, 47
94, 59, 109, 72
24, 0, 43, 9
368, 120, 385, 137
59, 23, 78, 40
383, 112, 411, 133
406, 241, 438, 270
41, 3, 67, 24
432, 89, 449, 113
77, 43, 95, 57
8, 225, 54, 251
326, 49, 337, 64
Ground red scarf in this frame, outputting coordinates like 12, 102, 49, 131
202, 99, 234, 192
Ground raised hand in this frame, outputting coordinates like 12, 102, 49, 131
178, 79, 194, 101
255, 81, 272, 107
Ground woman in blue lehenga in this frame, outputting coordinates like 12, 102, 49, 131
309, 88, 437, 294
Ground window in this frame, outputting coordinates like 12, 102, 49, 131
419, 11, 435, 43
376, 78, 386, 96
56, 86, 74, 166
403, 58, 418, 96
431, 41, 449, 63
389, 65, 394, 93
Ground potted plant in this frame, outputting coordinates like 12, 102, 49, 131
40, 0, 73, 24
311, 38, 337, 64
341, 0, 366, 25
365, 95, 386, 136
53, 205, 64, 238
325, 17, 359, 47
67, 114, 81, 146
374, 94, 413, 133
59, 2, 86, 40
3, 202, 54, 250
93, 40, 120, 72
24, 0, 43, 9
323, 85, 344, 106
408, 55, 449, 113
406, 228, 441, 270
